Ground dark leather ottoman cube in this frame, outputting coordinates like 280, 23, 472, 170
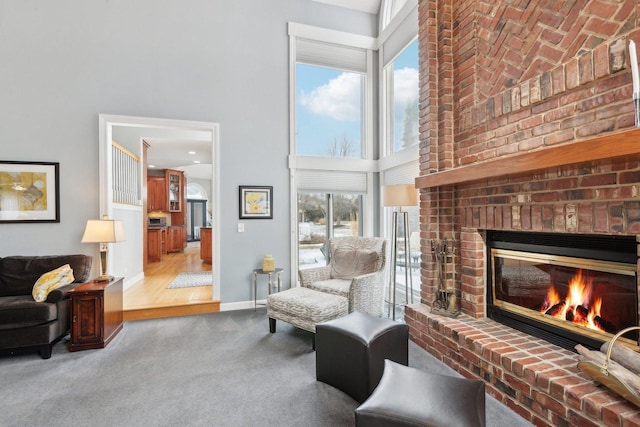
356, 360, 486, 427
315, 311, 409, 403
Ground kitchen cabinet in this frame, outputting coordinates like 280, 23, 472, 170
148, 228, 166, 262
147, 176, 167, 212
167, 225, 186, 253
170, 178, 186, 225
200, 227, 212, 263
166, 169, 183, 213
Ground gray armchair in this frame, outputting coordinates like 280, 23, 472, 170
299, 237, 387, 317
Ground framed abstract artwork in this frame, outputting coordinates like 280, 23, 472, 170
0, 161, 60, 223
239, 185, 273, 219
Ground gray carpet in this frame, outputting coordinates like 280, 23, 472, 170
0, 309, 533, 426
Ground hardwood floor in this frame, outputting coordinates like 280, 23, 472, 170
123, 244, 220, 321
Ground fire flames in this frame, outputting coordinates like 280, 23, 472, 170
539, 269, 615, 333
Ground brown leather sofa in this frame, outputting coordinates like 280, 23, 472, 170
0, 255, 92, 359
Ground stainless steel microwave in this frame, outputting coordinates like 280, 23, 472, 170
148, 217, 166, 228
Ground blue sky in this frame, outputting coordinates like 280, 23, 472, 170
295, 39, 418, 157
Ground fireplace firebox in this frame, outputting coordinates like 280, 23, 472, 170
486, 231, 639, 351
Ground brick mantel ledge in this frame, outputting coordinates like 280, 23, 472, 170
415, 128, 640, 190
405, 304, 640, 426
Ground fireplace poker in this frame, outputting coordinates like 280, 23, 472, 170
431, 239, 459, 317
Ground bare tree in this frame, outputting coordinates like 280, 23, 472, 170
327, 136, 355, 157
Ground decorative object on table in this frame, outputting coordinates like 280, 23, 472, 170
430, 238, 460, 317
382, 184, 418, 320
576, 326, 640, 408
239, 185, 273, 219
167, 271, 213, 289
262, 254, 275, 272
81, 215, 126, 282
630, 40, 640, 127
0, 161, 59, 223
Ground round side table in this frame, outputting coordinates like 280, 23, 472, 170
253, 268, 283, 310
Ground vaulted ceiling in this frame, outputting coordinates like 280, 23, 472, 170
312, 0, 381, 14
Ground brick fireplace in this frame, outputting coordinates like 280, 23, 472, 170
409, 1, 640, 426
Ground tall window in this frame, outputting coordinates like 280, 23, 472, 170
289, 25, 375, 278
379, 0, 420, 304
386, 38, 419, 153
296, 64, 364, 158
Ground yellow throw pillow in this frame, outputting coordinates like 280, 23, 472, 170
32, 264, 75, 302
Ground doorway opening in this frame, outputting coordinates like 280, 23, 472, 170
98, 114, 221, 320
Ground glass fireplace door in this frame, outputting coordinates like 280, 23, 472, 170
491, 248, 638, 344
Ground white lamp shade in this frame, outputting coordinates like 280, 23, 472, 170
382, 184, 418, 207
81, 218, 126, 243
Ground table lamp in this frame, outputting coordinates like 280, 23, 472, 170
382, 184, 418, 320
81, 215, 126, 282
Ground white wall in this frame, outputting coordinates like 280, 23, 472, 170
0, 0, 376, 305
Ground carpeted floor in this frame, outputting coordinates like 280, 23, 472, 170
0, 309, 533, 426
167, 271, 213, 289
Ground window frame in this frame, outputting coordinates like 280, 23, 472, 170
288, 23, 376, 283
383, 37, 419, 155
378, 1, 421, 303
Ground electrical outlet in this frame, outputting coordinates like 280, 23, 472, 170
238, 223, 244, 233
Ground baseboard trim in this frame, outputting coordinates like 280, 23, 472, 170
124, 300, 220, 321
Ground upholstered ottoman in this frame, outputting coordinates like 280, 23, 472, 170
267, 287, 348, 346
356, 360, 486, 427
315, 311, 408, 403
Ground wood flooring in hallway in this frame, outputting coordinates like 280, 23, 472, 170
123, 245, 219, 321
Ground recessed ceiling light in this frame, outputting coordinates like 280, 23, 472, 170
188, 151, 196, 155
149, 165, 156, 168
194, 160, 201, 164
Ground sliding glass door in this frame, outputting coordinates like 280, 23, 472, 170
297, 192, 363, 270
187, 199, 207, 242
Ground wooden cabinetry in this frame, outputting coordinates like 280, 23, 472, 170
166, 169, 183, 213
200, 227, 212, 263
147, 176, 167, 212
148, 228, 166, 262
167, 225, 186, 253
69, 277, 123, 352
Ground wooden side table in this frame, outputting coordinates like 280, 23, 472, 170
69, 277, 124, 352
253, 268, 283, 310
200, 227, 212, 263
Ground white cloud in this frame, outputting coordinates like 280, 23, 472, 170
300, 72, 361, 122
394, 67, 419, 107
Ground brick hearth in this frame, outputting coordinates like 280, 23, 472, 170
405, 305, 640, 427
413, 1, 640, 426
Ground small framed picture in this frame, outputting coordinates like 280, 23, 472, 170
0, 161, 60, 223
239, 186, 273, 219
